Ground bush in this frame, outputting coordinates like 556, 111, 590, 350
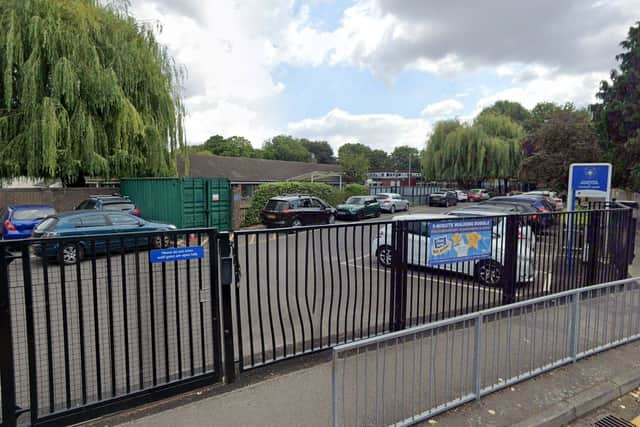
333, 183, 369, 206
242, 182, 338, 226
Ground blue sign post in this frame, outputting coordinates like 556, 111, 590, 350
427, 218, 493, 266
567, 163, 612, 212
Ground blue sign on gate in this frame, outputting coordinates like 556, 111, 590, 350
427, 219, 493, 266
150, 246, 205, 263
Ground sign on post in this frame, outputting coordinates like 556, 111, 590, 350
150, 246, 205, 263
567, 163, 612, 211
427, 219, 493, 266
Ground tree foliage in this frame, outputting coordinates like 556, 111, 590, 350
390, 146, 420, 170
591, 21, 640, 191
422, 114, 524, 183
340, 153, 369, 184
262, 135, 312, 162
0, 0, 185, 181
520, 110, 602, 191
479, 100, 531, 126
301, 139, 335, 164
191, 134, 258, 158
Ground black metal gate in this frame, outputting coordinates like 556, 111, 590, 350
0, 228, 229, 427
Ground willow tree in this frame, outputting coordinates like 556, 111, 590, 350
421, 114, 524, 188
0, 0, 185, 183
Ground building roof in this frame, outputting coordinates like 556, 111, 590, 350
178, 154, 342, 183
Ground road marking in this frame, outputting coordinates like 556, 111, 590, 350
342, 260, 501, 295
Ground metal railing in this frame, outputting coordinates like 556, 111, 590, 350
332, 277, 640, 427
232, 207, 635, 371
0, 229, 233, 427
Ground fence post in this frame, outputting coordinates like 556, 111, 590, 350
390, 221, 408, 331
217, 232, 236, 383
570, 293, 580, 362
0, 245, 17, 427
501, 215, 519, 305
473, 314, 483, 400
585, 211, 600, 285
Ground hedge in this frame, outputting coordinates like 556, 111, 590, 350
242, 182, 370, 226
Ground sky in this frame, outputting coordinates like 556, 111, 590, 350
128, 0, 639, 153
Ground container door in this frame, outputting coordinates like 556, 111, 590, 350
206, 179, 231, 231
182, 178, 208, 228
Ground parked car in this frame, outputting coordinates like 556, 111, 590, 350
372, 214, 535, 287
454, 190, 469, 202
336, 196, 381, 220
32, 211, 176, 264
76, 194, 141, 216
429, 191, 458, 207
373, 193, 410, 213
467, 189, 491, 202
261, 195, 336, 228
523, 191, 564, 210
1, 205, 56, 240
488, 196, 555, 229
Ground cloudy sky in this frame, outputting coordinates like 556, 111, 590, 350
129, 0, 638, 152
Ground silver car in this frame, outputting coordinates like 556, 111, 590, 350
374, 193, 410, 213
372, 213, 535, 287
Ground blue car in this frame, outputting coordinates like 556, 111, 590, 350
1, 205, 57, 240
32, 211, 176, 264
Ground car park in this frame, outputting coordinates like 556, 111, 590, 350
467, 189, 491, 202
454, 190, 468, 202
1, 205, 56, 240
261, 195, 336, 227
336, 196, 381, 220
31, 211, 176, 264
373, 193, 410, 213
523, 191, 564, 210
429, 190, 458, 207
76, 194, 141, 216
372, 213, 535, 287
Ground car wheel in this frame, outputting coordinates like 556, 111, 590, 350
445, 201, 449, 208
153, 235, 171, 249
476, 260, 504, 287
59, 243, 83, 265
377, 245, 393, 267
291, 218, 303, 227
357, 211, 364, 221
375, 210, 381, 218
405, 203, 410, 211
390, 205, 396, 214
327, 214, 336, 225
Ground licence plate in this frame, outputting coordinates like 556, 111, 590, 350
267, 214, 276, 219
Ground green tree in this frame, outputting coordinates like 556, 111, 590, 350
390, 146, 420, 170
338, 142, 372, 159
591, 22, 640, 191
479, 100, 531, 125
422, 115, 524, 186
520, 110, 602, 192
525, 102, 576, 132
262, 135, 312, 162
369, 149, 390, 169
340, 154, 369, 183
0, 0, 185, 182
194, 134, 258, 157
301, 139, 335, 164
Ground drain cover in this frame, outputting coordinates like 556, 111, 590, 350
594, 414, 634, 427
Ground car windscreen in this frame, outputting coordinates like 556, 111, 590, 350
102, 202, 135, 211
265, 200, 290, 211
345, 197, 366, 205
34, 217, 58, 232
12, 208, 56, 221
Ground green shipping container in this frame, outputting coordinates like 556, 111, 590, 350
120, 177, 232, 231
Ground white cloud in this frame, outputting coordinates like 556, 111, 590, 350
287, 108, 431, 152
467, 71, 607, 120
130, 0, 293, 145
421, 99, 464, 118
